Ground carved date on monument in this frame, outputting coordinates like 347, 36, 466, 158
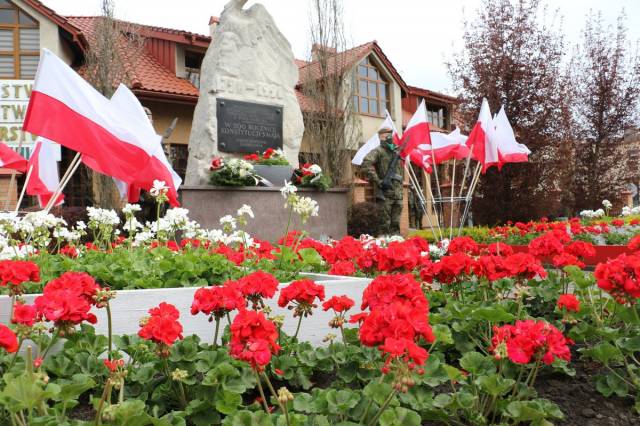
217, 98, 283, 153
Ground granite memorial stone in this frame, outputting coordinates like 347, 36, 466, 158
185, 0, 304, 185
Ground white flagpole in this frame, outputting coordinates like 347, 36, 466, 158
458, 163, 482, 235
408, 163, 443, 240
14, 165, 33, 213
429, 144, 444, 226
44, 155, 82, 214
449, 158, 456, 240
44, 152, 80, 211
405, 163, 440, 241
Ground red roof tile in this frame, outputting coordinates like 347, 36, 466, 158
407, 85, 460, 104
66, 16, 199, 100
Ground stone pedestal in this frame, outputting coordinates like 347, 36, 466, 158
181, 186, 348, 241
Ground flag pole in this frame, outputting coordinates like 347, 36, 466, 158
408, 163, 443, 240
14, 165, 33, 214
449, 158, 456, 240
457, 163, 482, 236
3, 140, 24, 210
429, 144, 444, 226
405, 162, 440, 241
44, 155, 81, 214
44, 152, 80, 211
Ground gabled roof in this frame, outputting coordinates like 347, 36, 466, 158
20, 0, 89, 52
297, 41, 409, 94
407, 85, 460, 105
66, 16, 200, 102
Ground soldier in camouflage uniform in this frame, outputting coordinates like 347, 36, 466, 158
361, 128, 404, 235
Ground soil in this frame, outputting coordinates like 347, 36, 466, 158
535, 358, 639, 426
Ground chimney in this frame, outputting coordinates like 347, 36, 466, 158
209, 16, 220, 37
311, 43, 337, 61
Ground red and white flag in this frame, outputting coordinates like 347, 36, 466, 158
23, 49, 156, 189
466, 98, 498, 173
0, 142, 27, 173
106, 84, 181, 206
400, 99, 431, 159
351, 110, 400, 165
493, 106, 529, 168
26, 137, 63, 208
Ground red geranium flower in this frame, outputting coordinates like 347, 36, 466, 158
528, 232, 565, 258
278, 279, 325, 313
236, 271, 279, 308
486, 242, 514, 256
34, 272, 101, 327
552, 252, 585, 269
594, 254, 640, 304
59, 245, 79, 258
322, 295, 355, 313
628, 235, 640, 252
376, 240, 421, 272
12, 303, 37, 327
243, 153, 260, 161
0, 324, 18, 353
557, 294, 580, 312
138, 302, 183, 348
448, 236, 480, 255
191, 281, 245, 317
361, 274, 427, 311
420, 252, 475, 284
490, 320, 572, 365
229, 310, 280, 370
0, 260, 40, 295
328, 260, 356, 276
564, 240, 596, 259
502, 253, 547, 280
612, 219, 625, 227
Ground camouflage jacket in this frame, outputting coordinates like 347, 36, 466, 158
361, 143, 404, 200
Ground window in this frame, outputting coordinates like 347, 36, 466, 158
422, 100, 449, 129
353, 56, 389, 117
184, 50, 204, 88
0, 1, 39, 79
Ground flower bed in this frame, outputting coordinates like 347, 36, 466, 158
0, 202, 640, 424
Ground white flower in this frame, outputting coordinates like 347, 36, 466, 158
292, 196, 319, 222
123, 217, 143, 231
622, 206, 631, 216
75, 221, 87, 231
133, 230, 155, 246
150, 180, 169, 197
122, 203, 142, 215
219, 215, 237, 230
163, 208, 190, 227
87, 207, 120, 226
237, 204, 254, 218
602, 199, 612, 209
308, 164, 322, 174
280, 181, 297, 198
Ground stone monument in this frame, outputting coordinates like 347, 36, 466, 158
185, 0, 304, 185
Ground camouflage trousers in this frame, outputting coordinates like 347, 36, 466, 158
379, 198, 402, 236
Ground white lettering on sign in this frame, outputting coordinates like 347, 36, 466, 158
0, 80, 38, 153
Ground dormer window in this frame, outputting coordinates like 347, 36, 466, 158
353, 56, 389, 117
185, 50, 204, 88
0, 0, 39, 79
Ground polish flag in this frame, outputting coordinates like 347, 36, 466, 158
26, 137, 63, 208
351, 110, 400, 165
105, 84, 181, 206
466, 98, 498, 173
410, 128, 469, 170
493, 106, 530, 168
23, 49, 156, 189
0, 142, 27, 172
400, 99, 431, 159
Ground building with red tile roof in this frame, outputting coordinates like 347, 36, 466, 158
0, 0, 460, 232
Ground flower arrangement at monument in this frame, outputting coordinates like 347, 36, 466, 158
292, 162, 331, 190
208, 156, 261, 187
0, 199, 639, 424
243, 148, 290, 166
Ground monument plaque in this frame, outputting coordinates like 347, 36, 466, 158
217, 98, 283, 153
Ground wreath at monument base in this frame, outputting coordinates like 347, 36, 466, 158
209, 157, 260, 187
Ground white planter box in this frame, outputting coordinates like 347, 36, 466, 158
0, 273, 371, 347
